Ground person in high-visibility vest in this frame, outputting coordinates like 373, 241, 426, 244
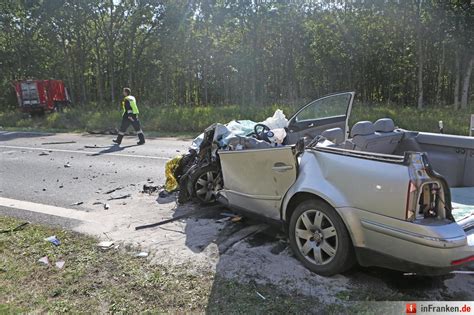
113, 87, 145, 145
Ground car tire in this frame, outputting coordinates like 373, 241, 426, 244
188, 164, 222, 205
288, 199, 355, 276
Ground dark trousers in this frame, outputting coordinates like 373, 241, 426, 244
119, 114, 142, 134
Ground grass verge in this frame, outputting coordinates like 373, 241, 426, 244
1, 103, 472, 136
0, 216, 338, 313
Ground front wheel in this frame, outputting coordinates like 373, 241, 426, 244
189, 164, 222, 204
288, 199, 355, 276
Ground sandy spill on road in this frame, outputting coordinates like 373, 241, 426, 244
66, 182, 474, 302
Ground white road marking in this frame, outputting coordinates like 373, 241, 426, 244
0, 145, 170, 160
0, 197, 94, 222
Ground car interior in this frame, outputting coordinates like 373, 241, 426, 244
317, 118, 474, 188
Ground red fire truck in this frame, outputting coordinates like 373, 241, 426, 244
13, 80, 71, 114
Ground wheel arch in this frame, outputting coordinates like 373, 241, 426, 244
283, 191, 360, 249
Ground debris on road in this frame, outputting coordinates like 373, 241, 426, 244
44, 235, 61, 246
105, 187, 123, 194
216, 217, 231, 223
135, 252, 149, 258
38, 256, 50, 266
135, 214, 191, 230
38, 152, 50, 156
97, 241, 114, 249
142, 184, 161, 194
55, 260, 65, 269
41, 141, 77, 145
231, 215, 243, 223
64, 163, 71, 168
104, 203, 110, 210
256, 291, 266, 300
107, 193, 131, 201
59, 185, 64, 189
0, 222, 29, 233
70, 201, 84, 206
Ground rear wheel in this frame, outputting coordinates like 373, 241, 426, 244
288, 199, 355, 276
189, 164, 222, 204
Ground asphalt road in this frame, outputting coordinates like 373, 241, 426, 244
0, 131, 190, 209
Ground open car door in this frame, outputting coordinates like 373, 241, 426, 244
218, 146, 297, 220
286, 92, 355, 144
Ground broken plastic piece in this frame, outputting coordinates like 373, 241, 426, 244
45, 235, 61, 246
38, 256, 50, 265
55, 260, 65, 269
97, 241, 114, 249
256, 291, 266, 300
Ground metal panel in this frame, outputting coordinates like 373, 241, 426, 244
219, 146, 297, 219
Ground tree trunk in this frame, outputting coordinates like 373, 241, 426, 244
460, 55, 474, 110
416, 0, 423, 110
435, 42, 445, 106
454, 51, 460, 110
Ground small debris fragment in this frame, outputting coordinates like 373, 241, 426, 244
105, 187, 123, 194
55, 260, 65, 269
231, 215, 243, 223
135, 252, 149, 258
256, 291, 266, 300
59, 185, 64, 189
104, 203, 110, 210
70, 201, 84, 206
108, 193, 131, 201
73, 177, 78, 180
39, 152, 49, 156
42, 188, 47, 191
45, 235, 61, 246
143, 184, 161, 194
0, 222, 29, 233
93, 202, 103, 205
97, 241, 114, 249
42, 141, 76, 145
38, 256, 50, 265
64, 163, 71, 168
216, 217, 231, 223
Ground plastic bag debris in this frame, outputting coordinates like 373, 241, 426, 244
97, 241, 114, 249
45, 235, 61, 246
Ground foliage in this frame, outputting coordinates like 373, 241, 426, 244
0, 1, 472, 110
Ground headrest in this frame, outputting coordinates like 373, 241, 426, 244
321, 127, 344, 144
374, 118, 395, 132
350, 121, 375, 137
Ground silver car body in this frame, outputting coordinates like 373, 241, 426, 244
217, 92, 474, 273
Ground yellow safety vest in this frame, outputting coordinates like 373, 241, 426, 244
122, 95, 139, 115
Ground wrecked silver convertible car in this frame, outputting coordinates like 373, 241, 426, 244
177, 92, 474, 276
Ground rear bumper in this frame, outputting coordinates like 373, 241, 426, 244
337, 207, 474, 274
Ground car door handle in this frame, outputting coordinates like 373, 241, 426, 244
272, 163, 293, 172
